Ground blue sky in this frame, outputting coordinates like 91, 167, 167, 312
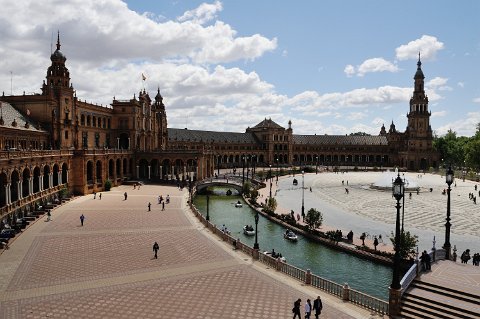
1, 0, 479, 136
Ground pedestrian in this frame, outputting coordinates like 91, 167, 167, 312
313, 296, 323, 319
133, 184, 136, 190
373, 236, 379, 251
46, 211, 51, 222
292, 298, 302, 319
124, 192, 127, 200
99, 193, 102, 200
148, 202, 151, 211
425, 251, 431, 270
152, 241, 159, 259
162, 202, 165, 211
305, 299, 312, 319
80, 214, 85, 226
93, 191, 96, 199
158, 195, 161, 204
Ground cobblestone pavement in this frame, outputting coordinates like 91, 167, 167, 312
0, 184, 374, 318
273, 171, 480, 253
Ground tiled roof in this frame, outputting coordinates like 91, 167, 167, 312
293, 134, 388, 145
252, 118, 284, 129
0, 102, 46, 132
168, 128, 258, 144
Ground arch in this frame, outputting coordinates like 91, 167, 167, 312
108, 159, 114, 180
92, 116, 96, 127
283, 154, 288, 163
235, 155, 240, 163
61, 163, 68, 184
87, 115, 91, 126
86, 161, 93, 184
96, 161, 102, 183
33, 166, 41, 193
22, 167, 31, 198
229, 155, 234, 163
11, 170, 20, 202
116, 159, 121, 177
119, 133, 129, 149
223, 155, 228, 164
43, 165, 51, 190
150, 159, 159, 179
0, 172, 7, 207
161, 159, 171, 178
80, 114, 85, 126
138, 158, 149, 179
259, 154, 265, 164
52, 164, 59, 187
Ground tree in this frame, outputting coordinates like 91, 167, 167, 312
349, 132, 371, 136
305, 208, 323, 231
390, 230, 418, 260
242, 181, 252, 196
264, 197, 277, 214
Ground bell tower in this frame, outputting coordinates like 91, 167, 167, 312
154, 87, 168, 150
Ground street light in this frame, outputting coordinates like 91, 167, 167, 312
206, 194, 210, 221
276, 157, 279, 182
269, 165, 272, 199
242, 155, 245, 185
391, 173, 404, 290
254, 211, 259, 249
217, 155, 220, 177
301, 170, 305, 218
443, 166, 454, 259
315, 156, 318, 174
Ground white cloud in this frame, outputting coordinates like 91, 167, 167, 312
427, 77, 451, 91
457, 82, 464, 88
347, 112, 368, 121
344, 64, 355, 77
177, 1, 222, 25
395, 35, 444, 61
356, 58, 399, 76
473, 98, 480, 103
431, 111, 447, 117
436, 112, 480, 137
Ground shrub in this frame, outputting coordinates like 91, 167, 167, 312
104, 179, 112, 191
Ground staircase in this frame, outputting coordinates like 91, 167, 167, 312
400, 280, 480, 319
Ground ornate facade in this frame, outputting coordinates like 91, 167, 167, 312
0, 34, 438, 226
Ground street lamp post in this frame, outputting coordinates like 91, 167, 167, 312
276, 158, 279, 182
206, 194, 210, 221
269, 165, 272, 199
217, 155, 220, 177
246, 155, 250, 181
254, 211, 259, 249
315, 156, 318, 174
301, 170, 305, 217
444, 166, 454, 259
391, 173, 405, 290
242, 156, 245, 186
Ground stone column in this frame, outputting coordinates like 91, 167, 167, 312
183, 166, 186, 180
29, 177, 33, 195
342, 283, 350, 301
39, 175, 43, 191
58, 172, 62, 185
389, 287, 402, 316
305, 269, 311, 285
171, 165, 175, 180
136, 165, 139, 179
49, 173, 53, 189
6, 183, 11, 205
18, 181, 22, 199
159, 166, 163, 179
148, 165, 151, 180
117, 137, 120, 149
128, 138, 131, 150
66, 170, 69, 184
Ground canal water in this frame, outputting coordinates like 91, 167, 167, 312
194, 188, 393, 300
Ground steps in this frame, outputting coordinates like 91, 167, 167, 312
400, 280, 480, 319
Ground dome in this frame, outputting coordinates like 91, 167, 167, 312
51, 49, 66, 61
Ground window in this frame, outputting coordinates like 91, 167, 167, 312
64, 130, 69, 139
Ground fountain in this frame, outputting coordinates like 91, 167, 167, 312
371, 168, 418, 191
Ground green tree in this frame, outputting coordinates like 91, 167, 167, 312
265, 197, 277, 213
104, 179, 112, 191
305, 208, 323, 231
390, 230, 418, 260
242, 181, 252, 196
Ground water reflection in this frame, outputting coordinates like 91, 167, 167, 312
194, 188, 393, 300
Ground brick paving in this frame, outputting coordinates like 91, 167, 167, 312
0, 184, 373, 319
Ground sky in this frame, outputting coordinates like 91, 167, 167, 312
0, 0, 479, 136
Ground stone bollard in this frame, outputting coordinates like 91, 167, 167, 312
342, 283, 350, 301
305, 269, 311, 285
252, 248, 259, 260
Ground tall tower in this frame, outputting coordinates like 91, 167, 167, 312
42, 32, 75, 149
154, 88, 168, 150
404, 54, 434, 170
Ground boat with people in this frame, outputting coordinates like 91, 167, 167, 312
263, 249, 286, 262
284, 229, 298, 242
243, 225, 255, 236
234, 200, 242, 208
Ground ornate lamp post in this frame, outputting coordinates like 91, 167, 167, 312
269, 164, 272, 199
242, 155, 245, 185
217, 155, 220, 177
276, 157, 279, 182
254, 211, 259, 249
391, 173, 404, 290
206, 194, 210, 221
301, 170, 305, 217
444, 166, 454, 259
315, 156, 318, 174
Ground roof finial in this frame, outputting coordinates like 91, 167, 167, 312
417, 51, 422, 69
56, 30, 61, 50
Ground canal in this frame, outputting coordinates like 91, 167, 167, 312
194, 188, 393, 300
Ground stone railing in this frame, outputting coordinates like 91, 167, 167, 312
0, 149, 74, 160
189, 193, 390, 316
400, 263, 418, 296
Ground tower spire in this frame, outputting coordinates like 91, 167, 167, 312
417, 51, 422, 69
56, 31, 61, 51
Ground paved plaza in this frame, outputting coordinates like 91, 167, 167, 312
274, 171, 480, 254
0, 184, 377, 319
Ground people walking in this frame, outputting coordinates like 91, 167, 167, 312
46, 211, 51, 222
313, 296, 323, 319
80, 214, 85, 226
124, 192, 127, 200
148, 202, 151, 211
162, 202, 165, 211
373, 236, 379, 251
305, 299, 312, 319
153, 241, 159, 259
93, 191, 96, 199
292, 298, 302, 319
99, 193, 102, 200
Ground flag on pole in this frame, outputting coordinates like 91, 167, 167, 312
142, 73, 146, 81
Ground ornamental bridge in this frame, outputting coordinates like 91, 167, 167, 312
195, 177, 243, 193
